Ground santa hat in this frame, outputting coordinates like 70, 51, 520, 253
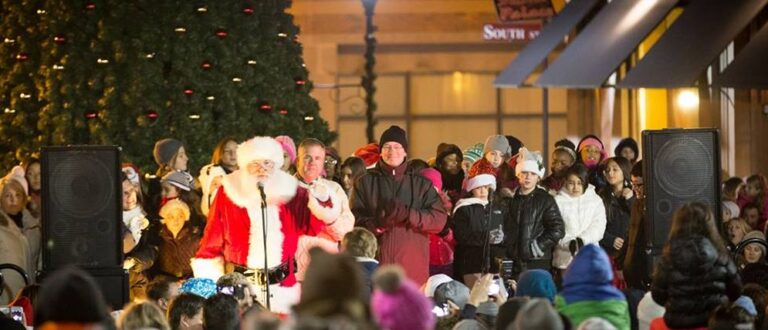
274, 135, 297, 165
466, 174, 496, 192
3, 165, 29, 195
121, 163, 141, 186
371, 266, 435, 330
237, 136, 285, 171
354, 143, 381, 168
515, 147, 545, 178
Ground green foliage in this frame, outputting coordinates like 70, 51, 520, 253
0, 0, 335, 174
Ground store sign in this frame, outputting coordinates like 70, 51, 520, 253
494, 0, 555, 22
482, 23, 541, 42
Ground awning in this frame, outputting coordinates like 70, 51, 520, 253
535, 0, 678, 88
715, 22, 768, 89
493, 0, 602, 87
618, 0, 768, 88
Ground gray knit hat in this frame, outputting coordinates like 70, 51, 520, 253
153, 138, 184, 167
483, 135, 510, 156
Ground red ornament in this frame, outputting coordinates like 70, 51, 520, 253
259, 103, 272, 111
84, 2, 96, 10
201, 61, 212, 69
85, 111, 97, 119
279, 108, 289, 115
53, 34, 67, 44
243, 6, 254, 14
215, 29, 228, 39
295, 79, 306, 86
15, 52, 29, 62
146, 110, 159, 120
183, 88, 194, 96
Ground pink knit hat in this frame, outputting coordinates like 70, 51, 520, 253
274, 135, 297, 164
371, 266, 435, 330
419, 168, 443, 191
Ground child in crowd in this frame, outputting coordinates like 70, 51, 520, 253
461, 143, 484, 175
542, 139, 577, 194
722, 177, 745, 203
739, 231, 767, 269
342, 227, 380, 300
121, 171, 149, 254
468, 135, 514, 196
597, 157, 634, 279
420, 168, 455, 277
739, 174, 768, 230
577, 135, 608, 191
452, 174, 506, 288
340, 156, 366, 195
742, 203, 764, 232
553, 163, 606, 277
727, 218, 752, 250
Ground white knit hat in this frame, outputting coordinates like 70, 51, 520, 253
515, 147, 545, 178
3, 165, 29, 195
466, 174, 497, 192
722, 201, 741, 219
237, 136, 285, 170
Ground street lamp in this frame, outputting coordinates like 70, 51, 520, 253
361, 0, 378, 143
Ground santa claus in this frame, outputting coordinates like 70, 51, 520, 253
192, 136, 343, 313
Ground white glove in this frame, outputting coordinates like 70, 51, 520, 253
309, 181, 331, 202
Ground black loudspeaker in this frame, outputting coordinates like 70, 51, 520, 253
642, 129, 722, 252
41, 146, 123, 269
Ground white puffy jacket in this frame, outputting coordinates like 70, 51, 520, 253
553, 185, 606, 269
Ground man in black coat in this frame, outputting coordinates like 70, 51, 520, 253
504, 147, 565, 277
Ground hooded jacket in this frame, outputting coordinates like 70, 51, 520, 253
350, 161, 448, 285
556, 244, 630, 329
651, 234, 741, 329
553, 185, 607, 269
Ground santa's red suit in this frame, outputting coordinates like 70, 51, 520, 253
191, 137, 343, 313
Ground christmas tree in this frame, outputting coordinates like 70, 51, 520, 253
0, 0, 334, 173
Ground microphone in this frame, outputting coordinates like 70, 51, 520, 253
257, 182, 267, 206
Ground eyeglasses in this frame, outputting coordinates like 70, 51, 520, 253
324, 159, 338, 165
381, 145, 404, 151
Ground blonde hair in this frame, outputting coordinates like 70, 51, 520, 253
118, 302, 171, 330
159, 199, 191, 223
342, 227, 378, 258
728, 218, 752, 238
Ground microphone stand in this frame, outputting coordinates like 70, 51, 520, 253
481, 189, 494, 274
258, 183, 271, 310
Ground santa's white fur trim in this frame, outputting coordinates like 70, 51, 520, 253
516, 159, 546, 178
307, 186, 341, 224
237, 136, 285, 170
246, 204, 285, 270
222, 169, 297, 208
191, 256, 225, 280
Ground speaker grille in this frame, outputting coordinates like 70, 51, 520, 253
643, 129, 721, 249
42, 146, 122, 269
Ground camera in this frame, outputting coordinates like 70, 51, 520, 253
487, 275, 501, 296
0, 306, 25, 325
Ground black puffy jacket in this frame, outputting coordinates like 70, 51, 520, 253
503, 187, 565, 264
452, 199, 508, 276
651, 234, 741, 329
598, 187, 634, 265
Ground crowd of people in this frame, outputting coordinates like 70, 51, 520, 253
1, 125, 768, 330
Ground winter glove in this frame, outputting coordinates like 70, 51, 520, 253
489, 225, 505, 245
379, 199, 409, 227
309, 181, 331, 202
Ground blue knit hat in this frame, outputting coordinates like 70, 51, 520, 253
179, 278, 217, 299
515, 269, 557, 303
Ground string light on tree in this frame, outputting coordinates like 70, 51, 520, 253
175, 27, 186, 33
188, 114, 201, 119
183, 88, 194, 96
53, 34, 67, 44
215, 29, 228, 39
201, 61, 212, 69
3, 38, 15, 44
232, 77, 242, 83
259, 102, 272, 111
84, 2, 96, 10
295, 79, 306, 86
19, 93, 31, 99
279, 108, 289, 115
277, 32, 288, 38
146, 53, 156, 59
97, 58, 109, 64
206, 95, 215, 101
197, 6, 208, 13
243, 6, 254, 14
85, 111, 97, 119
145, 110, 159, 120
36, 9, 46, 15
53, 64, 64, 70
15, 53, 28, 62
247, 59, 257, 65
4, 108, 16, 114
